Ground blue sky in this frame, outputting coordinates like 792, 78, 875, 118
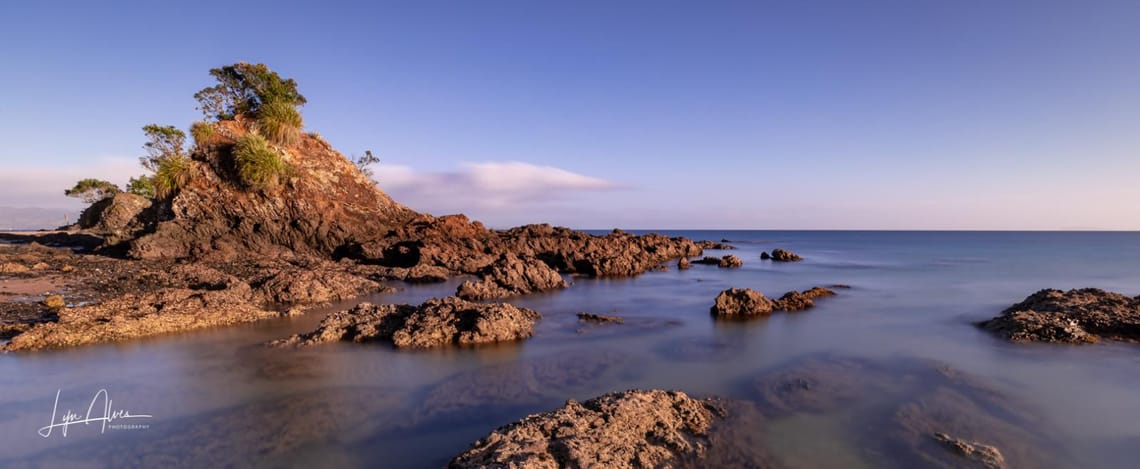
1, 0, 1138, 229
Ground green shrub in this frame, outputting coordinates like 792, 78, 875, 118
127, 175, 156, 199
155, 154, 192, 198
65, 179, 120, 203
140, 124, 187, 172
194, 62, 306, 121
190, 121, 217, 148
234, 133, 289, 190
256, 100, 302, 146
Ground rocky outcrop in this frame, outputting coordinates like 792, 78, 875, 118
711, 288, 775, 316
711, 286, 837, 317
449, 390, 723, 469
773, 286, 837, 311
3, 282, 279, 351
253, 267, 389, 305
76, 193, 152, 244
978, 288, 1140, 344
696, 240, 735, 250
692, 255, 742, 268
677, 257, 691, 270
577, 312, 623, 324
933, 433, 1007, 469
763, 248, 802, 262
270, 296, 540, 349
127, 121, 418, 261
455, 253, 566, 300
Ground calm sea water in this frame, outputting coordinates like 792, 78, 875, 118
2, 231, 1139, 467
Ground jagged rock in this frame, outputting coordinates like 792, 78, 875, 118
692, 255, 742, 268
254, 267, 386, 305
773, 287, 836, 311
449, 389, 722, 469
270, 297, 540, 349
933, 433, 1007, 469
677, 257, 691, 270
711, 288, 775, 316
767, 248, 802, 262
697, 240, 736, 250
978, 288, 1140, 343
403, 264, 449, 283
76, 193, 152, 243
712, 287, 837, 317
577, 312, 624, 324
455, 253, 566, 300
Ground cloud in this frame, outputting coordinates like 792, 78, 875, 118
0, 156, 140, 210
373, 161, 622, 215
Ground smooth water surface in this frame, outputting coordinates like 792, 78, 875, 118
2, 231, 1139, 467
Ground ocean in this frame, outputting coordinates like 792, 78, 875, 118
2, 231, 1139, 467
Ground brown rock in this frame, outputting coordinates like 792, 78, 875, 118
31, 262, 50, 270
933, 433, 1007, 469
254, 267, 385, 305
577, 312, 624, 324
978, 288, 1140, 343
270, 296, 541, 349
0, 262, 30, 274
697, 240, 736, 250
711, 288, 775, 316
455, 253, 566, 300
719, 254, 743, 268
42, 295, 66, 309
773, 287, 836, 311
677, 257, 691, 270
767, 248, 802, 262
76, 193, 152, 244
449, 389, 722, 469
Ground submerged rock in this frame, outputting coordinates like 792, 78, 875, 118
455, 253, 567, 300
933, 433, 1007, 469
692, 255, 742, 269
773, 286, 836, 311
697, 240, 736, 250
270, 297, 540, 349
678, 257, 691, 270
978, 288, 1140, 344
577, 312, 624, 324
449, 389, 723, 469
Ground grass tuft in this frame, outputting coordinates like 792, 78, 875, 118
256, 100, 302, 146
234, 133, 289, 190
155, 155, 192, 198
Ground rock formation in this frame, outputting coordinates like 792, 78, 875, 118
269, 297, 541, 349
577, 312, 624, 324
455, 253, 567, 300
763, 248, 802, 262
75, 193, 152, 245
978, 288, 1140, 344
449, 389, 723, 469
711, 287, 837, 317
692, 255, 742, 268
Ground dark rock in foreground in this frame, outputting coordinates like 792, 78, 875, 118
711, 287, 836, 317
269, 297, 540, 349
455, 253, 566, 300
449, 389, 723, 469
978, 288, 1140, 344
577, 312, 624, 324
763, 248, 802, 262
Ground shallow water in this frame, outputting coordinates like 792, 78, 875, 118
2, 231, 1139, 467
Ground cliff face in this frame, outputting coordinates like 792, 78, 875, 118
126, 122, 418, 260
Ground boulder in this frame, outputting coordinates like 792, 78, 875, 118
719, 254, 743, 268
773, 286, 836, 311
933, 433, 1007, 469
455, 253, 566, 300
577, 312, 624, 324
254, 267, 387, 305
978, 288, 1140, 343
77, 193, 152, 242
449, 389, 722, 469
677, 257, 691, 270
270, 296, 541, 349
711, 288, 775, 316
767, 248, 802, 262
0, 262, 30, 274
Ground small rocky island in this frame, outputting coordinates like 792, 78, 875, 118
979, 288, 1140, 344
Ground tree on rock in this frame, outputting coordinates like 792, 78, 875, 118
65, 179, 120, 203
126, 175, 156, 199
139, 124, 191, 199
193, 63, 305, 145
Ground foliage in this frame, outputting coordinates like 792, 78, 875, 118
353, 150, 380, 178
189, 120, 217, 148
65, 179, 120, 203
256, 99, 303, 146
155, 155, 192, 199
127, 174, 156, 199
140, 124, 187, 172
193, 63, 306, 121
234, 133, 289, 190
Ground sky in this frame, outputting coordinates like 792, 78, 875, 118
1, 0, 1138, 230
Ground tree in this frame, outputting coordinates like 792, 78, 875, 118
193, 62, 306, 121
127, 175, 156, 199
65, 179, 120, 203
353, 150, 380, 178
140, 124, 186, 172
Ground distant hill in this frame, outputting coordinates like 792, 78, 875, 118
0, 206, 79, 231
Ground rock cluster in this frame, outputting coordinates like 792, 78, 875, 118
270, 297, 541, 349
978, 288, 1140, 344
696, 240, 736, 250
449, 389, 722, 469
761, 248, 802, 262
934, 433, 1007, 469
692, 255, 742, 268
455, 253, 567, 300
711, 286, 837, 317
